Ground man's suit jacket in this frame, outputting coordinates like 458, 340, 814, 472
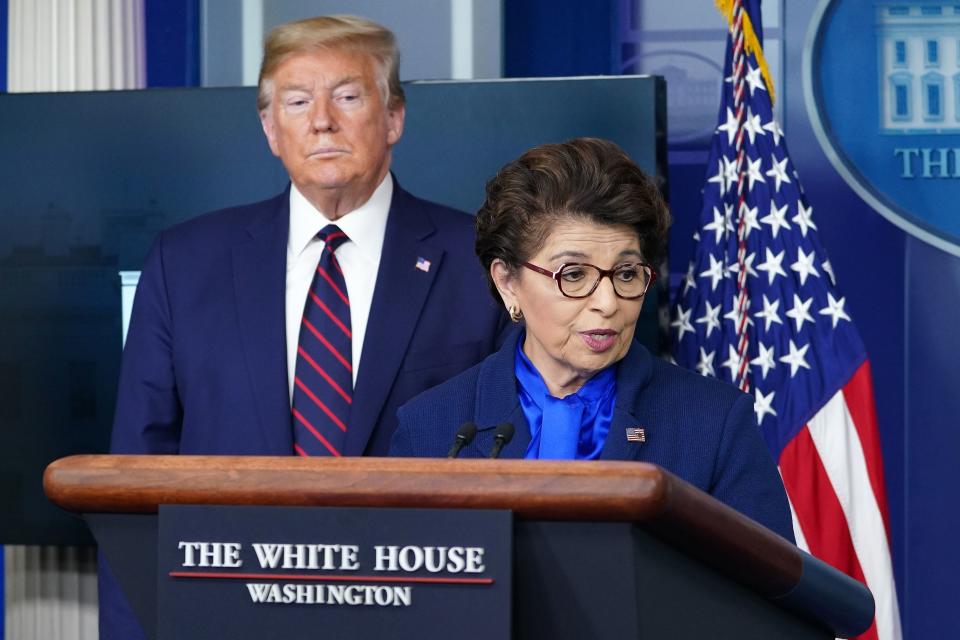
111, 180, 509, 457
391, 329, 796, 543
101, 182, 509, 640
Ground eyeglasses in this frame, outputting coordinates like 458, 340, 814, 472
521, 262, 656, 299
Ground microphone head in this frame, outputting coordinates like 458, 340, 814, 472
456, 421, 478, 444
493, 421, 515, 444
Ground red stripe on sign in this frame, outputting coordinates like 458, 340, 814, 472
779, 426, 879, 640
294, 443, 309, 457
316, 266, 350, 306
310, 291, 351, 338
295, 377, 347, 432
841, 360, 893, 541
292, 408, 341, 457
297, 346, 351, 403
301, 319, 352, 371
169, 571, 494, 585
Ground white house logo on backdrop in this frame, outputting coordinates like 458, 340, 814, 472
805, 1, 960, 255
878, 4, 960, 135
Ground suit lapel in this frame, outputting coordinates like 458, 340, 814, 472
600, 341, 654, 461
345, 185, 443, 455
463, 330, 531, 459
232, 192, 293, 454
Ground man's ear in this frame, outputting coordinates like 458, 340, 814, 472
259, 108, 281, 157
386, 102, 405, 146
491, 259, 519, 311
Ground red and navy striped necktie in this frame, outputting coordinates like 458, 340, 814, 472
292, 224, 352, 456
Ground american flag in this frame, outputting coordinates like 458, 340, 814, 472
671, 2, 901, 639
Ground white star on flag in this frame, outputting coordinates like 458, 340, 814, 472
717, 107, 739, 145
696, 347, 716, 377
752, 342, 776, 379
793, 201, 817, 237
700, 254, 726, 291
671, 306, 695, 342
721, 344, 747, 377
703, 206, 730, 243
746, 157, 765, 190
779, 339, 811, 377
757, 247, 787, 284
765, 156, 791, 192
728, 251, 758, 278
744, 63, 766, 96
761, 201, 791, 238
785, 293, 815, 332
819, 293, 851, 328
755, 294, 783, 330
790, 247, 820, 286
682, 263, 698, 294
695, 300, 723, 338
743, 108, 765, 144
754, 388, 777, 423
762, 118, 783, 145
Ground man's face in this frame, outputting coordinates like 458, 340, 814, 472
260, 48, 404, 213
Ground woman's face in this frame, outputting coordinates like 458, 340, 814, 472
492, 217, 646, 397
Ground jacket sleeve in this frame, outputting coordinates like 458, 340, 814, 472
388, 404, 415, 457
110, 233, 183, 454
710, 392, 796, 543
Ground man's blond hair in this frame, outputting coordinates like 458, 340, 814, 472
257, 15, 404, 112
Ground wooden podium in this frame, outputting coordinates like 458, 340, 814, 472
44, 455, 873, 639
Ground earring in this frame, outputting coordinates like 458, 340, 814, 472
508, 305, 524, 323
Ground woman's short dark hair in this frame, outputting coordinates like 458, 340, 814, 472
475, 137, 671, 303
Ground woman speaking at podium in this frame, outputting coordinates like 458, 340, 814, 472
390, 138, 794, 542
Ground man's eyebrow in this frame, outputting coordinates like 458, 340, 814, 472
329, 75, 363, 90
278, 76, 364, 94
277, 83, 313, 94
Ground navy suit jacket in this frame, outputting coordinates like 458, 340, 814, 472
391, 330, 796, 543
102, 181, 509, 639
111, 180, 509, 457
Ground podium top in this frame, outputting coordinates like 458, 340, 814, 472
44, 454, 874, 637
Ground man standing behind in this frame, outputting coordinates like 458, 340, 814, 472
113, 15, 507, 458
103, 15, 507, 638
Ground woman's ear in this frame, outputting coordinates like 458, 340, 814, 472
490, 259, 519, 310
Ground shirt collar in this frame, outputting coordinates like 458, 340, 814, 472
287, 173, 393, 262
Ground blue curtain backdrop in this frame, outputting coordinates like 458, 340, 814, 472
145, 0, 200, 87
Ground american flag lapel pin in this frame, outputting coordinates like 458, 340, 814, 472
415, 256, 431, 273
625, 427, 646, 443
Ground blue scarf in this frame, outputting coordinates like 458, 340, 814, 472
515, 334, 617, 460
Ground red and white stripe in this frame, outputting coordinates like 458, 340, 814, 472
730, 0, 752, 392
779, 361, 902, 640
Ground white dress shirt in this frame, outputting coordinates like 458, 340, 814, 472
285, 175, 392, 401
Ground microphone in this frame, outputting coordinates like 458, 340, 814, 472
446, 422, 478, 458
488, 422, 515, 459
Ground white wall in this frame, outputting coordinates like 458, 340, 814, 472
200, 0, 503, 88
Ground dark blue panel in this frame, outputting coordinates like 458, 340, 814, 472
904, 237, 960, 638
504, 0, 617, 77
0, 0, 7, 92
0, 79, 664, 544
145, 0, 200, 87
0, 88, 285, 545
